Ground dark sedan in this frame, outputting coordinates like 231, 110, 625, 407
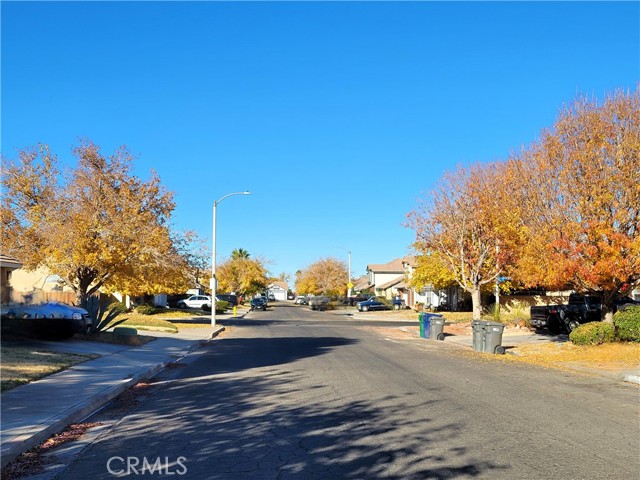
356, 296, 391, 312
250, 297, 267, 311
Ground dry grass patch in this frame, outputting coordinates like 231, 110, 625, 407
113, 307, 241, 331
506, 341, 640, 371
391, 310, 474, 323
111, 308, 233, 331
1, 344, 99, 392
110, 312, 179, 332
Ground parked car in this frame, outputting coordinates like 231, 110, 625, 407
268, 294, 276, 302
250, 297, 267, 311
309, 296, 330, 311
348, 294, 376, 306
530, 294, 639, 333
216, 294, 238, 307
287, 293, 295, 300
177, 295, 212, 309
1, 302, 93, 339
294, 296, 309, 305
356, 296, 391, 312
167, 294, 190, 308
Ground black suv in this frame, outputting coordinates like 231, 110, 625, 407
216, 294, 238, 307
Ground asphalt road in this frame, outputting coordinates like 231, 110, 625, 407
58, 303, 639, 479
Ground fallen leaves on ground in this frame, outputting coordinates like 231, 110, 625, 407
507, 342, 640, 371
1, 422, 102, 480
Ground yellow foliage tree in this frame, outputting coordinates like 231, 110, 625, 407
295, 257, 347, 297
409, 252, 457, 291
1, 141, 190, 303
216, 256, 269, 296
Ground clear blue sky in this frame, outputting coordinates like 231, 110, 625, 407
2, 1, 638, 285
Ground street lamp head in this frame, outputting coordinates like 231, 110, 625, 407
243, 191, 252, 195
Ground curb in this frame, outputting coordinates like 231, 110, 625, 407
623, 374, 640, 385
1, 327, 225, 469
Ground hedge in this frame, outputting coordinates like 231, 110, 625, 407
614, 306, 640, 342
569, 322, 615, 346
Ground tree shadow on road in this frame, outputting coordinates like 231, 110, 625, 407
63, 335, 510, 479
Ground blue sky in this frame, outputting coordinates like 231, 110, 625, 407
2, 1, 639, 285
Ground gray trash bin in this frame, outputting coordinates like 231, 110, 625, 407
472, 320, 486, 352
483, 321, 506, 354
429, 316, 446, 340
421, 313, 443, 339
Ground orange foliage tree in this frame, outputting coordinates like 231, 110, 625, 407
513, 89, 640, 319
408, 162, 524, 319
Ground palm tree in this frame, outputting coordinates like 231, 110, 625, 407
231, 248, 250, 259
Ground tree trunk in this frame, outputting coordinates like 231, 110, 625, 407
603, 311, 614, 324
471, 288, 482, 320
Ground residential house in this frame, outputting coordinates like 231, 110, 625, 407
267, 281, 288, 301
1, 254, 23, 303
401, 257, 469, 311
4, 265, 78, 304
365, 258, 410, 302
352, 275, 372, 294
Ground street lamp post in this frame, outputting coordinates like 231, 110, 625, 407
334, 246, 352, 299
212, 191, 251, 327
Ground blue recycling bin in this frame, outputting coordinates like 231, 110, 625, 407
419, 313, 443, 339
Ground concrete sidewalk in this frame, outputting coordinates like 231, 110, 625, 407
0, 323, 224, 469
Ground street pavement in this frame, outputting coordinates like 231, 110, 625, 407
1, 305, 638, 471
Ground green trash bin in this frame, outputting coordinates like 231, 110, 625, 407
418, 312, 426, 338
423, 313, 433, 339
472, 320, 486, 352
429, 315, 446, 340
483, 321, 506, 354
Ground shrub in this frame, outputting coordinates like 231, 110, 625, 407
614, 306, 640, 342
569, 322, 615, 346
215, 300, 229, 314
135, 304, 159, 315
505, 300, 530, 321
108, 302, 129, 316
81, 296, 128, 333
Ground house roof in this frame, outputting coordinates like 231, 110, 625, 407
269, 281, 288, 291
376, 275, 406, 290
367, 258, 407, 273
352, 275, 371, 291
0, 254, 23, 270
402, 256, 417, 267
